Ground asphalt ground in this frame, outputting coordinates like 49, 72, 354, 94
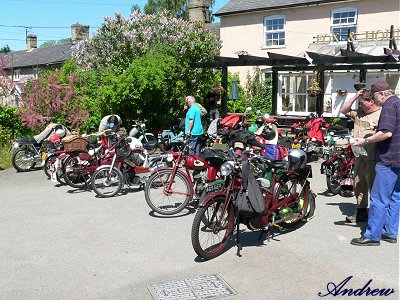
0, 160, 398, 300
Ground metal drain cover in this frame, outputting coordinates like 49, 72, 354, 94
147, 274, 236, 300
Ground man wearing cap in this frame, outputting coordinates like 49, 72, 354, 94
340, 89, 381, 223
351, 81, 400, 246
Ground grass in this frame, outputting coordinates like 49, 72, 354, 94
0, 144, 13, 170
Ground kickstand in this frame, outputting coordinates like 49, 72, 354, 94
236, 217, 242, 257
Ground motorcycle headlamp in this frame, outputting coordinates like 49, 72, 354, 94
220, 161, 234, 176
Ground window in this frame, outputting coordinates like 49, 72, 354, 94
264, 15, 286, 47
13, 69, 20, 81
331, 8, 357, 42
281, 74, 317, 114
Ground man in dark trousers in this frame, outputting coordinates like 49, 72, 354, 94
351, 81, 400, 246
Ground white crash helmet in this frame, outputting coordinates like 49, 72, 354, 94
55, 127, 66, 137
288, 148, 307, 170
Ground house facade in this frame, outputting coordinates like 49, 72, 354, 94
0, 23, 89, 106
215, 0, 400, 117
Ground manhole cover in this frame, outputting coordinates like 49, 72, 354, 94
147, 274, 237, 300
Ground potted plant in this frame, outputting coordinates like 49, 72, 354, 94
307, 78, 321, 97
336, 88, 348, 96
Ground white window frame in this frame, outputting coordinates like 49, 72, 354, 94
278, 73, 318, 116
331, 8, 358, 42
13, 69, 21, 81
263, 15, 286, 48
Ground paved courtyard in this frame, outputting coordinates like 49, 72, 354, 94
0, 161, 398, 300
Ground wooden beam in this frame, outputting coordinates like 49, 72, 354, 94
340, 49, 374, 57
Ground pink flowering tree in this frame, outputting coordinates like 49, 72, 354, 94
73, 11, 220, 129
0, 55, 14, 101
19, 70, 88, 132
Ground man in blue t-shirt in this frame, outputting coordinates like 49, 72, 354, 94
351, 81, 400, 246
184, 95, 203, 155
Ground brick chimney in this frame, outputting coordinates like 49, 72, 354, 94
26, 34, 37, 51
71, 23, 90, 44
188, 0, 211, 23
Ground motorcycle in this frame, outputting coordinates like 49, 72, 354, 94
320, 138, 356, 196
10, 123, 69, 172
90, 133, 160, 197
129, 121, 158, 155
144, 140, 227, 215
157, 118, 185, 153
191, 148, 315, 260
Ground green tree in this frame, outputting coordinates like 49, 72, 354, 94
39, 38, 70, 48
0, 45, 11, 54
74, 11, 220, 130
142, 0, 215, 20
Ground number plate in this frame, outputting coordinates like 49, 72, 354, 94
149, 163, 165, 172
205, 181, 224, 193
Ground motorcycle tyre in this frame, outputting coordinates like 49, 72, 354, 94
63, 155, 88, 189
274, 178, 310, 229
12, 148, 36, 172
91, 166, 123, 198
326, 160, 342, 195
191, 196, 234, 260
145, 168, 191, 215
44, 154, 57, 178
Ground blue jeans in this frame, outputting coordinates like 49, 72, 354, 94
188, 135, 202, 156
363, 163, 400, 241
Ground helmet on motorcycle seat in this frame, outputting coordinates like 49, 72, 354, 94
255, 116, 265, 127
107, 115, 120, 132
261, 126, 276, 141
288, 148, 307, 170
55, 128, 66, 138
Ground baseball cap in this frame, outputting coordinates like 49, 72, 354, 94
370, 81, 390, 93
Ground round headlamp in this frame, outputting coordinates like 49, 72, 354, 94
220, 161, 234, 176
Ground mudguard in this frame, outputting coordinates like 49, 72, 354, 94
199, 190, 228, 208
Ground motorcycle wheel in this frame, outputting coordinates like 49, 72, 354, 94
274, 177, 310, 229
145, 168, 191, 215
191, 196, 234, 260
63, 155, 88, 189
12, 148, 36, 172
44, 154, 57, 178
326, 160, 342, 195
91, 166, 123, 198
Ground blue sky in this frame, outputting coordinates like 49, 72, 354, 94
0, 0, 229, 51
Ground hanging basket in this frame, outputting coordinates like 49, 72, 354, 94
336, 88, 348, 96
307, 87, 320, 97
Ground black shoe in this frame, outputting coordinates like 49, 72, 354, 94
381, 235, 397, 244
345, 209, 368, 223
351, 236, 380, 246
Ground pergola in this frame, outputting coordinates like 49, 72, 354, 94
194, 47, 400, 117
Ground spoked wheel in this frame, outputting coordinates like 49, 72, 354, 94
44, 154, 57, 178
63, 155, 89, 189
274, 177, 309, 229
91, 166, 123, 198
12, 148, 36, 172
191, 196, 235, 260
145, 168, 191, 215
326, 160, 342, 195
